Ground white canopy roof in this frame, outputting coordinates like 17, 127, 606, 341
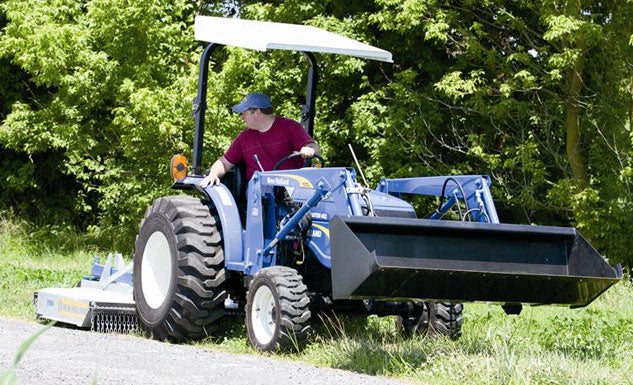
194, 16, 393, 63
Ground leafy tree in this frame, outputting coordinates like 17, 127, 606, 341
0, 0, 208, 248
1, 0, 631, 266
350, 0, 633, 264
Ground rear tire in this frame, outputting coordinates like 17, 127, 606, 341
397, 302, 429, 338
397, 301, 463, 339
431, 302, 463, 339
133, 196, 227, 341
246, 266, 311, 351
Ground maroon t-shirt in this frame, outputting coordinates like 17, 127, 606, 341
224, 116, 315, 180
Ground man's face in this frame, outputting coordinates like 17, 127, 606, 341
241, 108, 258, 125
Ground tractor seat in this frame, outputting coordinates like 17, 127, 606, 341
220, 164, 247, 207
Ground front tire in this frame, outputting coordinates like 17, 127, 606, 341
133, 196, 227, 341
246, 266, 311, 351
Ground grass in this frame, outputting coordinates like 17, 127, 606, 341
1, 213, 632, 384
293, 289, 633, 385
0, 213, 117, 319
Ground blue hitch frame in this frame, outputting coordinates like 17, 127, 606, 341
87, 253, 133, 285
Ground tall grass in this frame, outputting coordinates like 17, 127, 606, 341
0, 212, 118, 319
294, 285, 633, 385
1, 213, 632, 384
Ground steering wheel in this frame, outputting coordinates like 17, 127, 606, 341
273, 152, 325, 170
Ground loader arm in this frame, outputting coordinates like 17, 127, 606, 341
377, 175, 499, 223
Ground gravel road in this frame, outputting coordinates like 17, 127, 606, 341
0, 318, 412, 385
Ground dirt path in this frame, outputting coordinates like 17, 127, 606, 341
0, 318, 412, 385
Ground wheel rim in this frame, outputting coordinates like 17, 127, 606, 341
251, 285, 276, 345
141, 231, 173, 309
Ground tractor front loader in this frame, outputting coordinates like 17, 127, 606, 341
35, 16, 622, 351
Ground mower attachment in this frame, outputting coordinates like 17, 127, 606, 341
330, 215, 622, 307
34, 254, 139, 333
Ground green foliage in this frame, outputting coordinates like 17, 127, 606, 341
1, 0, 632, 265
538, 310, 631, 360
0, 0, 205, 246
0, 213, 100, 318
301, 283, 633, 385
355, 0, 633, 264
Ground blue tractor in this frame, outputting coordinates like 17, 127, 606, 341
132, 16, 622, 351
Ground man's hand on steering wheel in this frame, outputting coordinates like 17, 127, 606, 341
299, 145, 315, 159
273, 151, 325, 170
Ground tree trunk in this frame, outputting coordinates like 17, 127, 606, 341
629, 77, 633, 134
565, 56, 589, 188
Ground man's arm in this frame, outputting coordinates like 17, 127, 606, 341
200, 156, 234, 187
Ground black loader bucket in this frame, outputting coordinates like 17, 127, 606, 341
330, 216, 622, 307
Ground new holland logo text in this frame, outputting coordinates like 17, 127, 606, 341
57, 298, 89, 318
266, 176, 290, 186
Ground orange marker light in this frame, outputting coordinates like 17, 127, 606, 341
170, 154, 188, 181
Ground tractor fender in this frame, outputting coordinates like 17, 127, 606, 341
173, 177, 243, 268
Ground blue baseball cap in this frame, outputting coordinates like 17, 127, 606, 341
231, 92, 273, 113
